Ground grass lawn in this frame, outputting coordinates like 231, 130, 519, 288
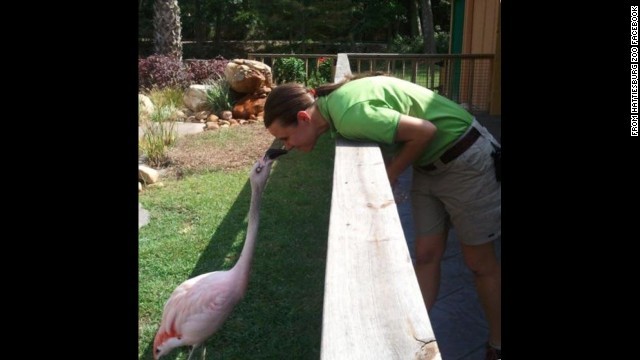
139, 128, 335, 359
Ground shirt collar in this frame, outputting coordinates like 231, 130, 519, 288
315, 97, 337, 138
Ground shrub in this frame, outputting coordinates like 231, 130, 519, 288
318, 57, 333, 82
273, 57, 306, 84
204, 75, 232, 114
388, 32, 451, 54
435, 30, 450, 54
308, 57, 333, 88
186, 56, 229, 84
389, 34, 425, 54
138, 55, 193, 91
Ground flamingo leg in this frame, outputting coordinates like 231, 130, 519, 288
186, 344, 199, 360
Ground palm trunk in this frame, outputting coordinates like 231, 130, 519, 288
153, 0, 183, 61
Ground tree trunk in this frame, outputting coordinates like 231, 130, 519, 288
153, 0, 183, 61
420, 0, 436, 54
409, 0, 422, 37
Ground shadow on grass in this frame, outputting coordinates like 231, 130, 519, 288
140, 133, 335, 360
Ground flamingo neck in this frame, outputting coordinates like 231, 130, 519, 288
232, 183, 262, 285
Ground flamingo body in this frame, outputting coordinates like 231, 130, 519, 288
153, 271, 243, 357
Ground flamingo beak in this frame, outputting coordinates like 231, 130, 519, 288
264, 148, 288, 161
256, 148, 288, 173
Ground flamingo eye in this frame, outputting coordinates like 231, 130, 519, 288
155, 348, 160, 353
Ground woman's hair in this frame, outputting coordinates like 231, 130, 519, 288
263, 71, 389, 128
263, 83, 313, 128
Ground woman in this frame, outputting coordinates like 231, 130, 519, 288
263, 74, 502, 360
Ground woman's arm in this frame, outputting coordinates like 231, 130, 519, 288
386, 115, 437, 185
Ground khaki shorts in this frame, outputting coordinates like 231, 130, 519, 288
411, 122, 501, 245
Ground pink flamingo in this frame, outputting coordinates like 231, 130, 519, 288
153, 149, 287, 360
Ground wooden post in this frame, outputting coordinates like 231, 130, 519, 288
334, 53, 353, 82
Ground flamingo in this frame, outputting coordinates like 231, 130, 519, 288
153, 148, 288, 360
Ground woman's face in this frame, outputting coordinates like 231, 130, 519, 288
267, 118, 318, 153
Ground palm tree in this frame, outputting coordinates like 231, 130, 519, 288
153, 0, 183, 60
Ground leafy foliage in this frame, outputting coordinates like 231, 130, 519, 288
139, 0, 453, 55
273, 57, 307, 84
317, 57, 333, 82
389, 34, 425, 54
186, 56, 229, 84
435, 27, 451, 54
388, 30, 451, 54
139, 55, 233, 91
432, 0, 452, 33
350, 0, 406, 42
307, 57, 334, 88
138, 55, 193, 91
302, 0, 353, 42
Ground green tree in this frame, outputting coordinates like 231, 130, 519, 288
306, 0, 353, 42
138, 0, 452, 57
350, 0, 405, 42
432, 0, 450, 33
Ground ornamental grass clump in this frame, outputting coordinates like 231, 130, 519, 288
204, 75, 233, 114
139, 105, 178, 168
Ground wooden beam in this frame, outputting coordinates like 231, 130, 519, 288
321, 137, 440, 360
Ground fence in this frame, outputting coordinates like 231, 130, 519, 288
319, 53, 441, 360
248, 53, 494, 114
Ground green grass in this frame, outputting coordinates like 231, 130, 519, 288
394, 68, 442, 88
139, 133, 335, 360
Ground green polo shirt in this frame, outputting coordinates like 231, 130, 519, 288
315, 76, 473, 166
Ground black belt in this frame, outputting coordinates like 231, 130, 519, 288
420, 127, 481, 171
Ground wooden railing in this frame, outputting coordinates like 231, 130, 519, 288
247, 53, 337, 86
248, 52, 494, 113
320, 53, 441, 360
